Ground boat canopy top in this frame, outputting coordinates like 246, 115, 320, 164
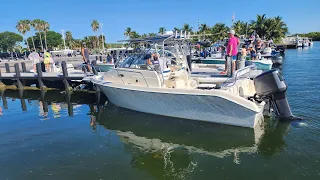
118, 35, 173, 43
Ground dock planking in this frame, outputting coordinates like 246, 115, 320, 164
0, 61, 93, 91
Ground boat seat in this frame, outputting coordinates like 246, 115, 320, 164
197, 84, 217, 90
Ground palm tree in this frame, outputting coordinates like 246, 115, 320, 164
16, 20, 30, 51
42, 21, 50, 50
91, 20, 100, 49
27, 20, 36, 50
141, 33, 148, 38
182, 24, 193, 33
199, 23, 209, 34
159, 27, 166, 35
173, 27, 180, 33
250, 14, 267, 38
65, 31, 73, 48
148, 33, 157, 37
130, 31, 140, 39
211, 23, 229, 42
32, 19, 44, 51
124, 27, 132, 39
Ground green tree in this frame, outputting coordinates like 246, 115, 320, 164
232, 20, 248, 35
199, 23, 210, 34
16, 20, 31, 50
148, 33, 157, 37
182, 24, 193, 33
43, 21, 50, 50
173, 27, 180, 33
159, 27, 166, 35
65, 31, 73, 48
0, 31, 23, 52
124, 27, 132, 39
32, 19, 44, 51
210, 23, 229, 42
27, 31, 62, 50
130, 31, 140, 39
249, 14, 288, 42
91, 20, 100, 49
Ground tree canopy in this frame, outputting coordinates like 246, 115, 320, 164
27, 31, 62, 50
294, 32, 320, 41
0, 31, 23, 52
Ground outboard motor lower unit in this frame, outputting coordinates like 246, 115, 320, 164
253, 69, 294, 119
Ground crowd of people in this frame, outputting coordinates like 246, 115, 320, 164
28, 49, 56, 73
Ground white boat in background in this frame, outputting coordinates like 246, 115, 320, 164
309, 39, 314, 46
296, 39, 303, 47
50, 49, 76, 56
88, 35, 295, 128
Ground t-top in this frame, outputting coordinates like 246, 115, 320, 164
227, 36, 238, 56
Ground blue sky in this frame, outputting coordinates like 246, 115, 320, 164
0, 0, 319, 43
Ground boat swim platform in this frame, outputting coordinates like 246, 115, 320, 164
0, 61, 94, 91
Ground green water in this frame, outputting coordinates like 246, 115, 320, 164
0, 43, 320, 180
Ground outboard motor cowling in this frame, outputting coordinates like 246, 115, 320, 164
253, 69, 294, 120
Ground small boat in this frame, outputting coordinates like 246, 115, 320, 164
248, 59, 273, 70
296, 39, 303, 47
90, 35, 295, 128
94, 61, 114, 72
309, 39, 314, 46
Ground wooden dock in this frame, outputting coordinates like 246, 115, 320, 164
0, 61, 93, 91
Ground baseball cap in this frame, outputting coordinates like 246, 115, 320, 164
227, 29, 235, 35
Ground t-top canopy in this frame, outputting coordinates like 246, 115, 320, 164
117, 35, 173, 43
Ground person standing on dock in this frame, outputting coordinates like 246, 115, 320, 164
81, 42, 92, 73
44, 50, 51, 72
28, 49, 40, 73
220, 29, 238, 74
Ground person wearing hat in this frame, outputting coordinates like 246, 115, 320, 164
220, 29, 238, 74
81, 42, 92, 72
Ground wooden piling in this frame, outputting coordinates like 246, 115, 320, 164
14, 63, 24, 91
5, 63, 10, 73
61, 61, 72, 91
36, 63, 45, 90
1, 90, 8, 109
66, 90, 73, 117
0, 69, 5, 88
21, 62, 27, 72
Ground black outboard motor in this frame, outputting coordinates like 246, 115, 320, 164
253, 69, 295, 120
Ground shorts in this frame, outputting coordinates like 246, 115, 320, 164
231, 55, 237, 61
33, 59, 40, 64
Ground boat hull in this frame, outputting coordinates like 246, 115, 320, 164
96, 83, 264, 128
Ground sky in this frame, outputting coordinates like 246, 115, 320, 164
0, 0, 319, 43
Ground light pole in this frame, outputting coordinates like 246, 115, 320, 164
61, 29, 66, 50
100, 22, 105, 54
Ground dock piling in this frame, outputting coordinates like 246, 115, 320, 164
14, 63, 24, 91
61, 61, 71, 91
36, 63, 45, 90
66, 91, 73, 117
1, 90, 8, 109
21, 62, 27, 72
5, 63, 10, 73
0, 69, 4, 88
